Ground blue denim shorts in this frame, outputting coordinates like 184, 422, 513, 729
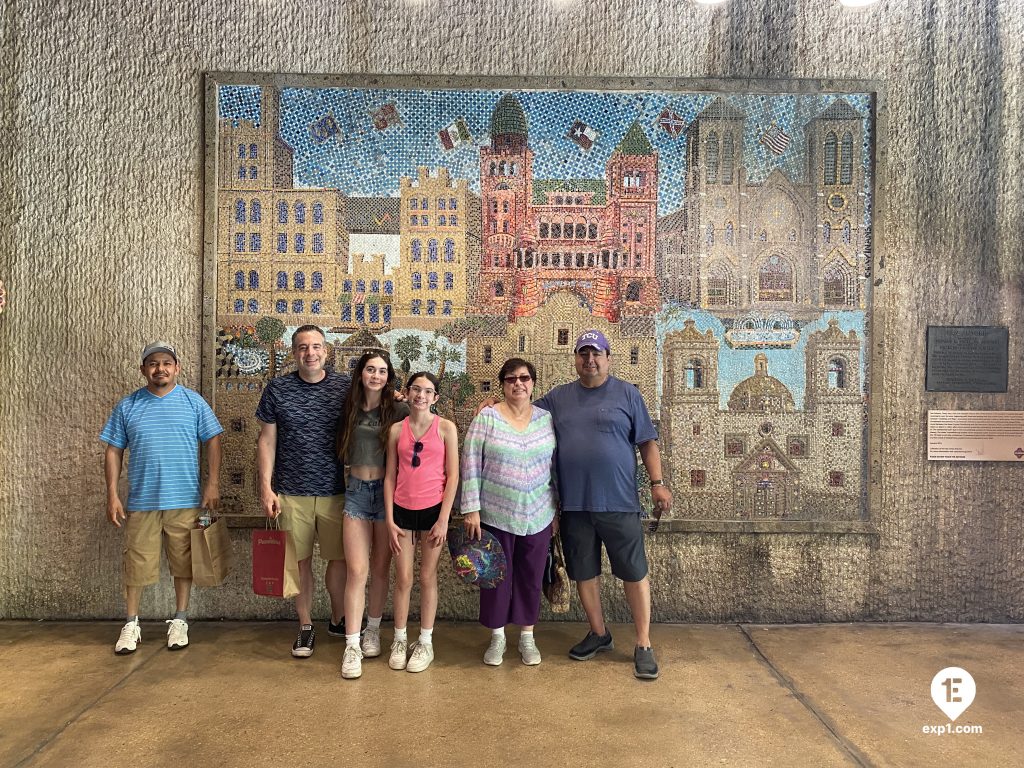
344, 477, 385, 522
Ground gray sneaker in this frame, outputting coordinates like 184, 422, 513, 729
634, 646, 659, 680
518, 634, 541, 666
483, 634, 506, 666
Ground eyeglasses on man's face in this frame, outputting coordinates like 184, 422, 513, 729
502, 374, 533, 384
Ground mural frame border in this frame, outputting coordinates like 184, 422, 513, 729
201, 71, 887, 536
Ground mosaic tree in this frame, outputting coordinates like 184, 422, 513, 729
393, 334, 424, 387
254, 316, 286, 379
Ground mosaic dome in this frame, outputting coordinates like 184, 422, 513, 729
490, 94, 528, 137
727, 353, 795, 412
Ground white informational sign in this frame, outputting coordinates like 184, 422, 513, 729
927, 410, 1024, 462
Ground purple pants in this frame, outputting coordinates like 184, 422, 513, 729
479, 522, 553, 629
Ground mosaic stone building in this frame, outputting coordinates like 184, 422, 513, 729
659, 97, 866, 321
393, 167, 481, 330
474, 94, 661, 322
218, 89, 348, 328
661, 318, 863, 520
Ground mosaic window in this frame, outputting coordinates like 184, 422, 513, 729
725, 436, 746, 458
788, 436, 809, 458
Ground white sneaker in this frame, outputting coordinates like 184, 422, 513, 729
406, 641, 434, 673
484, 634, 506, 666
519, 634, 541, 666
165, 619, 189, 650
388, 638, 408, 670
115, 620, 141, 654
361, 626, 382, 658
342, 645, 363, 679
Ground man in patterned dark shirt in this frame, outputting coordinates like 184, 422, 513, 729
256, 325, 351, 658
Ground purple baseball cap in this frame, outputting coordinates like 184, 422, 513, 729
574, 329, 610, 354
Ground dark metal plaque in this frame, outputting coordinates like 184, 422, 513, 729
926, 326, 1009, 393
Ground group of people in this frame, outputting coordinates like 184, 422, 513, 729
101, 325, 673, 680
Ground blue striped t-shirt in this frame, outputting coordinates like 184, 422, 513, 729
100, 385, 224, 511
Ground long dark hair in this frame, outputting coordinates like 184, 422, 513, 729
337, 351, 398, 462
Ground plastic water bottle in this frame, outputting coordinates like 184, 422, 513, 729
198, 513, 212, 529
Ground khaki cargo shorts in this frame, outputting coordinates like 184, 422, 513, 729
124, 508, 199, 586
277, 494, 345, 562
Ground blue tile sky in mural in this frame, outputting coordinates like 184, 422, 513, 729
212, 80, 875, 523
219, 86, 872, 218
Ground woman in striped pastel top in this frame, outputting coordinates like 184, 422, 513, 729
461, 357, 557, 666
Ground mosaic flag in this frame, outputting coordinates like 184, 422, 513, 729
309, 113, 340, 144
370, 102, 402, 131
760, 122, 791, 155
438, 118, 471, 150
567, 119, 599, 151
658, 108, 686, 137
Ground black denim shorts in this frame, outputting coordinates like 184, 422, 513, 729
560, 511, 648, 582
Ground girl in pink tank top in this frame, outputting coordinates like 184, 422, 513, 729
383, 371, 460, 673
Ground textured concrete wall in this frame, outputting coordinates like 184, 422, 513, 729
1, 0, 1022, 621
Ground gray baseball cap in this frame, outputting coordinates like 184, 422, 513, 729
141, 341, 178, 363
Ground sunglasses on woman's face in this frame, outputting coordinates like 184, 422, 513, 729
502, 374, 533, 384
411, 441, 424, 468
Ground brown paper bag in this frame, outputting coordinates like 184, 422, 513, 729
251, 526, 300, 598
191, 517, 235, 587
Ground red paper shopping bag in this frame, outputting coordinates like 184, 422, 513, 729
252, 527, 299, 598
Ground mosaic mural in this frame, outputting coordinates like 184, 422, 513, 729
206, 77, 875, 523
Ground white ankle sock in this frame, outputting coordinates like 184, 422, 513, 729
492, 627, 506, 639
419, 627, 433, 645
394, 627, 408, 642
345, 632, 360, 648
367, 615, 382, 630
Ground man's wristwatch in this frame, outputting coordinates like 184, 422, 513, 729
650, 479, 665, 488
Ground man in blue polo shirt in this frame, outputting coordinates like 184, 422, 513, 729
533, 330, 673, 680
101, 341, 223, 655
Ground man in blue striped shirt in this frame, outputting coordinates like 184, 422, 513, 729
101, 341, 223, 655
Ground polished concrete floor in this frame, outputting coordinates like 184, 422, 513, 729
1, 621, 1021, 768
